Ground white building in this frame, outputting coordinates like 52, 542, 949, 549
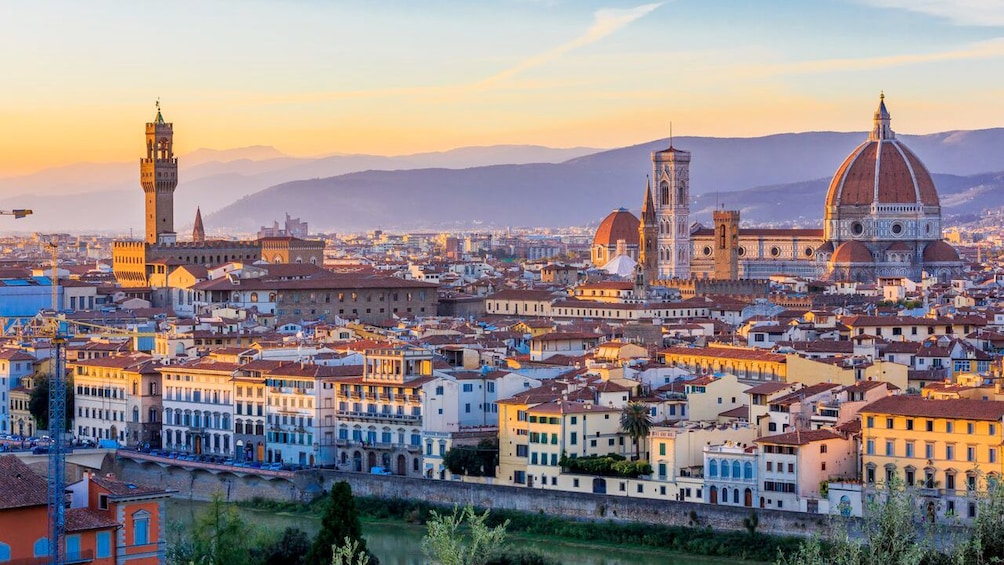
0, 349, 35, 435
160, 355, 236, 457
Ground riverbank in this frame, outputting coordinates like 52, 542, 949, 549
237, 495, 797, 562
167, 498, 762, 565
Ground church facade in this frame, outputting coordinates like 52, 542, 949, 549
621, 95, 963, 284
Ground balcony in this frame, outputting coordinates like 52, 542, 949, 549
336, 410, 420, 424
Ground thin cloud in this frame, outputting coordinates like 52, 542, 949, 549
476, 3, 663, 88
859, 0, 1004, 26
753, 37, 1004, 76
242, 3, 663, 107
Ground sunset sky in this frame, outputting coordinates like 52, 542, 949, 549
1, 0, 1002, 175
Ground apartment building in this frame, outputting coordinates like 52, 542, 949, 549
0, 349, 34, 435
859, 396, 1004, 521
160, 355, 237, 456
70, 354, 162, 447
755, 429, 856, 513
333, 348, 433, 475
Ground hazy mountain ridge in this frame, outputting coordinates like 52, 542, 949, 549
205, 129, 1004, 232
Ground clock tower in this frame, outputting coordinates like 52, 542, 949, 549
142, 102, 178, 245
651, 143, 691, 279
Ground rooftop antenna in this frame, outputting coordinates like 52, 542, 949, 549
669, 122, 673, 149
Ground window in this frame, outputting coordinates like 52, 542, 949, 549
886, 418, 894, 429
991, 425, 997, 436
906, 419, 914, 431
946, 473, 956, 491
886, 440, 895, 456
992, 448, 998, 464
820, 444, 828, 454
968, 422, 975, 434
968, 446, 976, 462
33, 538, 48, 558
905, 442, 914, 458
570, 432, 577, 445
66, 535, 81, 559
926, 420, 934, 432
925, 443, 934, 459
709, 460, 718, 477
866, 440, 875, 455
659, 443, 666, 456
866, 416, 874, 428
462, 383, 473, 393
946, 422, 953, 434
98, 494, 109, 510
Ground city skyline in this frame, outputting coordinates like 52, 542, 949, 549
1, 0, 1003, 176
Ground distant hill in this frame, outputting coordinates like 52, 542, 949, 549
0, 144, 600, 233
206, 129, 1004, 233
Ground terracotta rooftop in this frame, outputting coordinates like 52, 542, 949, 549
0, 455, 48, 509
860, 396, 1004, 421
756, 429, 844, 446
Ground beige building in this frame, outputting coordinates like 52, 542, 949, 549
70, 353, 163, 448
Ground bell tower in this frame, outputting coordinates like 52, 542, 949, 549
142, 102, 178, 245
652, 141, 691, 279
713, 209, 740, 280
637, 179, 659, 292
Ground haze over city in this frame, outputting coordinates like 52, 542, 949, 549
2, 0, 1004, 176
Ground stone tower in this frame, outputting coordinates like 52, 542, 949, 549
192, 207, 205, 244
637, 179, 659, 290
713, 209, 740, 280
652, 143, 691, 279
142, 103, 178, 245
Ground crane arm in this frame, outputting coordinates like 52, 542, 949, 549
0, 209, 33, 219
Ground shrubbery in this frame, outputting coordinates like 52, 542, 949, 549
558, 453, 652, 477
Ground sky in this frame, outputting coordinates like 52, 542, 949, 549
0, 0, 1002, 175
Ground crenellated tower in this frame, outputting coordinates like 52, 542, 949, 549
712, 209, 740, 280
142, 102, 178, 245
652, 142, 691, 279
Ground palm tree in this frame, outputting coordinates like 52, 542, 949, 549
620, 401, 653, 461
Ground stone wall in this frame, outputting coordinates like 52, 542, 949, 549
116, 456, 834, 536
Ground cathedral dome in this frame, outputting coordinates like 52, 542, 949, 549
825, 95, 939, 209
923, 240, 961, 263
831, 240, 873, 263
593, 208, 640, 248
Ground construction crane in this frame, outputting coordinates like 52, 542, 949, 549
0, 208, 33, 219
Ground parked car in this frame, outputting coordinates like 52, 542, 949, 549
370, 466, 393, 476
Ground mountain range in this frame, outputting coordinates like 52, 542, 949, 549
3, 128, 1003, 233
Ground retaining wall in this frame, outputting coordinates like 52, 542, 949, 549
115, 456, 834, 536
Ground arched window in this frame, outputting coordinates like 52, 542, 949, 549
660, 180, 669, 204
250, 292, 259, 303
0, 542, 10, 561
744, 462, 753, 480
709, 460, 718, 477
33, 538, 49, 558
721, 460, 730, 479
132, 406, 139, 423
722, 489, 729, 503
733, 461, 741, 479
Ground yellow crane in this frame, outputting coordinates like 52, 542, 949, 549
0, 209, 33, 219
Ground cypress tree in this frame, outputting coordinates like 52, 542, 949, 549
306, 481, 368, 565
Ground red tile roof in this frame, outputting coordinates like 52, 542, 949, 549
756, 429, 844, 446
0, 455, 48, 509
860, 396, 1004, 421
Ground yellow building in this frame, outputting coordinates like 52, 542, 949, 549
860, 396, 1004, 521
661, 345, 787, 381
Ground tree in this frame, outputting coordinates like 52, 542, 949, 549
256, 527, 311, 565
950, 476, 1004, 565
331, 538, 372, 565
443, 439, 498, 477
775, 478, 935, 565
619, 401, 652, 461
422, 505, 508, 565
166, 493, 261, 565
28, 374, 74, 432
307, 481, 369, 565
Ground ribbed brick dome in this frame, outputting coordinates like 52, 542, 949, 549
825, 95, 939, 209
832, 240, 873, 263
923, 240, 961, 263
593, 208, 640, 248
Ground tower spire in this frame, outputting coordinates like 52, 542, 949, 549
641, 177, 656, 223
193, 206, 205, 244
